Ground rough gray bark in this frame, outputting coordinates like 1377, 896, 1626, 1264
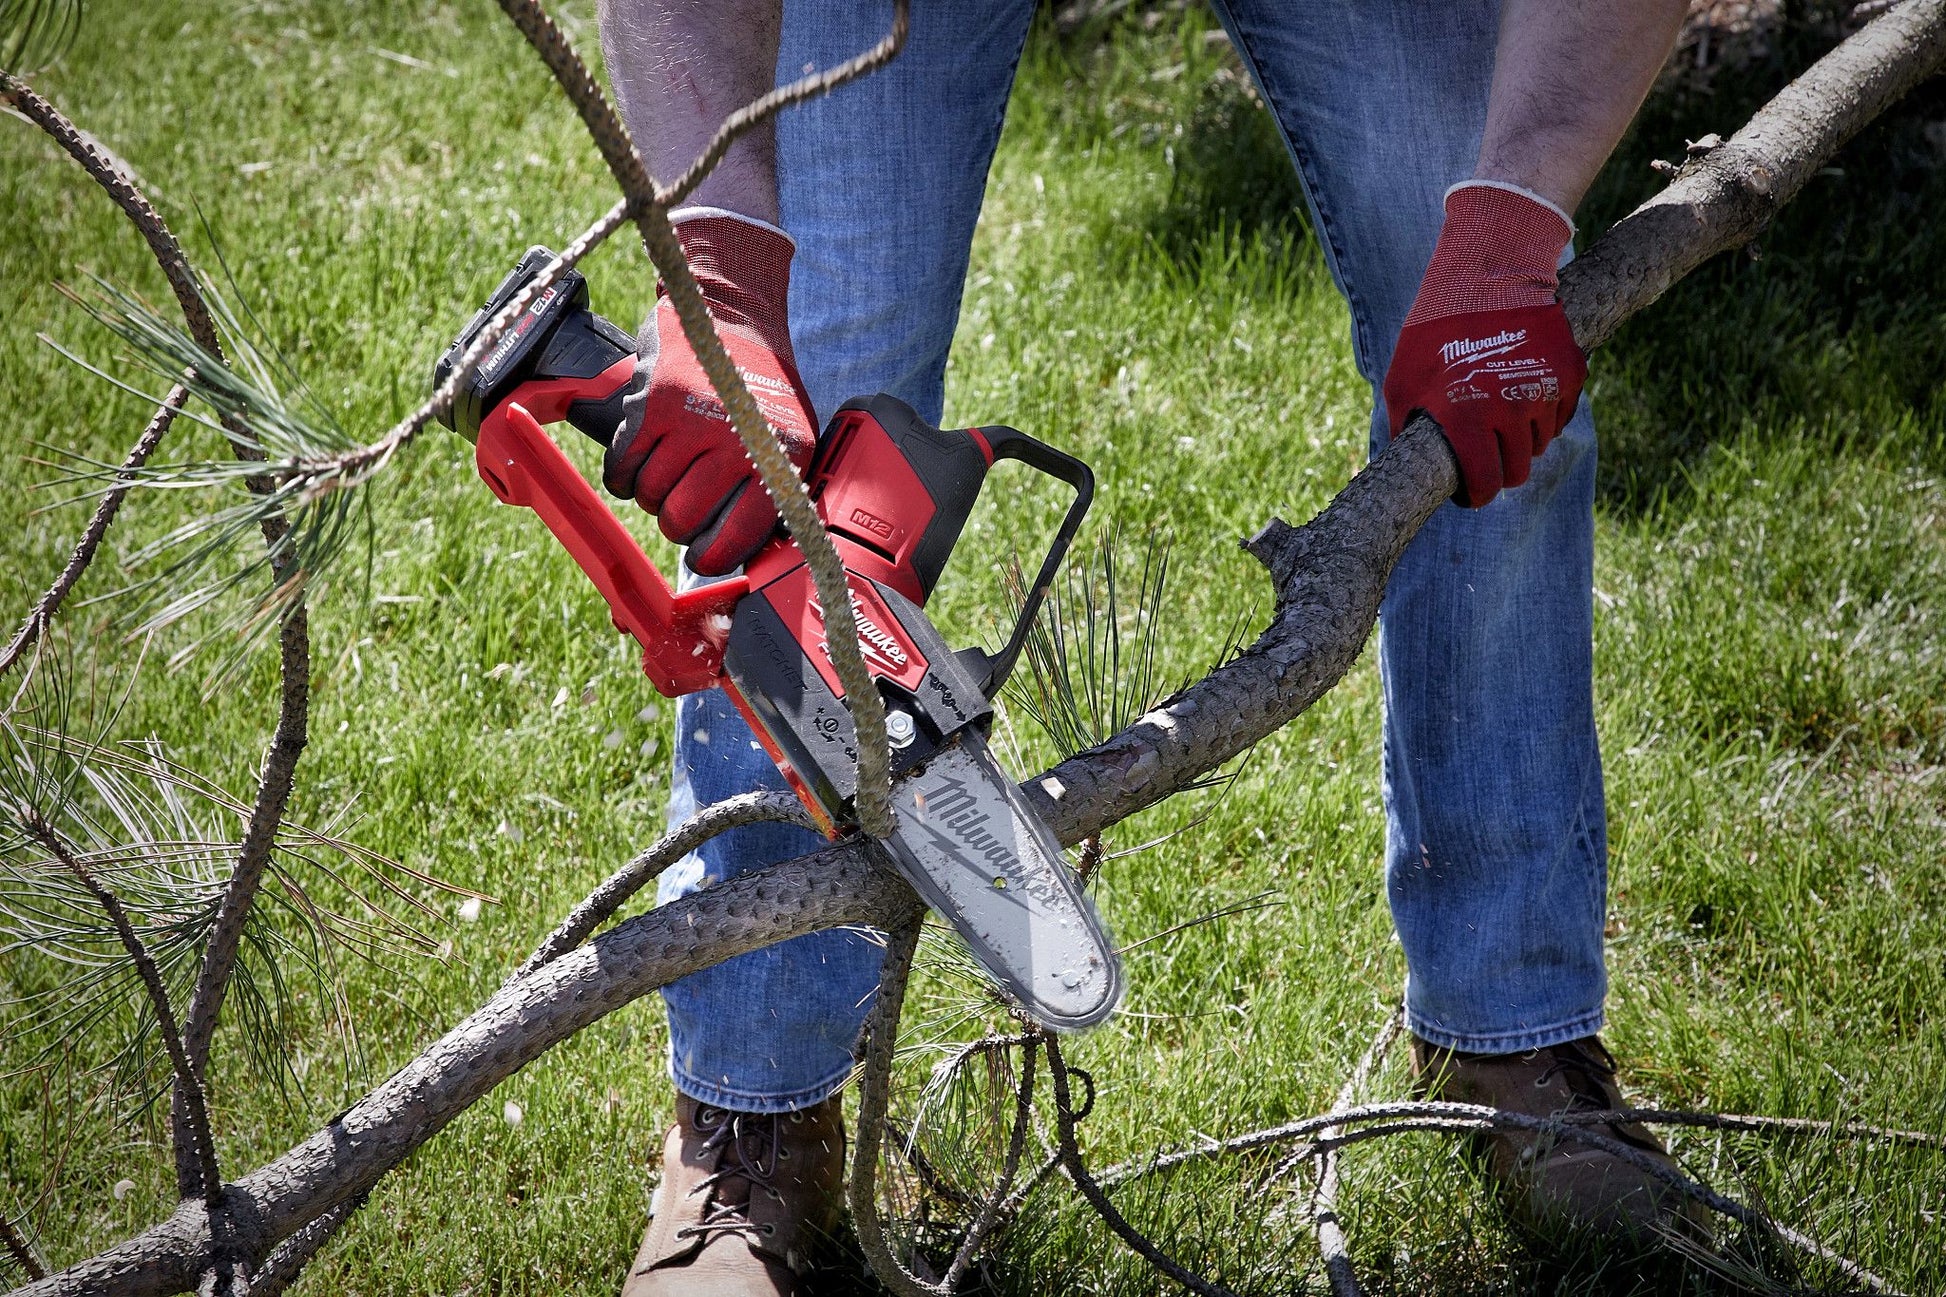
16, 853, 919, 1297
15, 0, 1946, 1292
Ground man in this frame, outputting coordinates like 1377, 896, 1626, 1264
593, 2, 1696, 1292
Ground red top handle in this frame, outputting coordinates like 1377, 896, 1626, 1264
473, 361, 747, 698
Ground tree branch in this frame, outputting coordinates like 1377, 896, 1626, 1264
0, 384, 186, 683
845, 915, 938, 1297
1303, 1008, 1401, 1297
1, 68, 319, 1211
14, 3, 1946, 1292
1046, 1038, 1238, 1297
14, 813, 223, 1206
516, 789, 810, 975
0, 1214, 47, 1283
940, 1037, 1038, 1292
285, 197, 633, 498
241, 1193, 365, 1297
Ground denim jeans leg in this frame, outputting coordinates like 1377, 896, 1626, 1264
1211, 0, 1609, 1051
656, 0, 1038, 1113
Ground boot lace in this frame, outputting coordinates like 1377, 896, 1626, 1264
1532, 1038, 1660, 1151
678, 1105, 788, 1242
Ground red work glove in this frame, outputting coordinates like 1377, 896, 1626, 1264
604, 210, 818, 575
1382, 182, 1587, 508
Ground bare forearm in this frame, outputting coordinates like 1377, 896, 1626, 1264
1476, 0, 1687, 217
598, 0, 783, 221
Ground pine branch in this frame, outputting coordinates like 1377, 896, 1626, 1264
271, 198, 633, 501
0, 383, 186, 683
0, 1213, 46, 1283
0, 0, 83, 72
940, 1037, 1038, 1291
13, 811, 223, 1206
1, 71, 319, 1206
847, 915, 939, 1297
1046, 1037, 1239, 1297
1303, 1007, 1401, 1297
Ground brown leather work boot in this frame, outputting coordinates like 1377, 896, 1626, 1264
621, 1092, 846, 1296
1410, 1034, 1711, 1242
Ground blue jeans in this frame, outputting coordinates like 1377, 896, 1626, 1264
660, 0, 1608, 1111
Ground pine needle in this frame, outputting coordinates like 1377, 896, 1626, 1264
43, 273, 373, 677
0, 0, 82, 72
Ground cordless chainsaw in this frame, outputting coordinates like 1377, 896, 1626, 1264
435, 249, 1122, 1031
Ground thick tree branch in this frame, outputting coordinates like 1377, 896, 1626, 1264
0, 384, 186, 683
15, 3, 1946, 1292
12, 849, 922, 1297
1020, 0, 1946, 842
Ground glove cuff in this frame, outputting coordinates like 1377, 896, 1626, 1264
669, 205, 795, 247
1441, 180, 1575, 238
1402, 182, 1574, 327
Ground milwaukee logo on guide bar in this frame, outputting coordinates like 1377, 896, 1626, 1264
918, 776, 1016, 877
1440, 327, 1527, 367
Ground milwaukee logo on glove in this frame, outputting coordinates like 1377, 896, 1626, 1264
1440, 328, 1529, 367
1382, 182, 1588, 508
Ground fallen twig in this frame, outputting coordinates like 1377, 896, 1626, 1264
940, 1037, 1038, 1291
1301, 1007, 1402, 1297
848, 914, 938, 1297
1046, 1036, 1239, 1297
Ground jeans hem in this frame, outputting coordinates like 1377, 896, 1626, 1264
670, 1059, 854, 1114
1405, 1004, 1605, 1055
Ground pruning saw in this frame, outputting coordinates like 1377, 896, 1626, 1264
434, 249, 1123, 1031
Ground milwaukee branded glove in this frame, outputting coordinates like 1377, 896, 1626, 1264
603, 209, 817, 575
1382, 182, 1587, 508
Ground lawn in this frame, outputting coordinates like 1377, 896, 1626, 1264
3, 2, 1944, 1293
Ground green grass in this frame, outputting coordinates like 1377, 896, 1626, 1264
4, 3, 1945, 1293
